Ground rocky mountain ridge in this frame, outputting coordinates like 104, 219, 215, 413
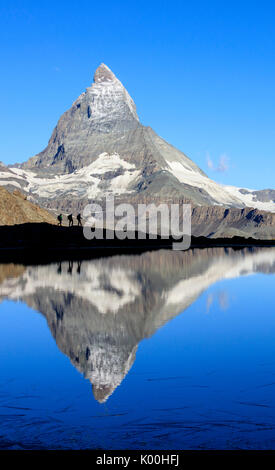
0, 63, 274, 237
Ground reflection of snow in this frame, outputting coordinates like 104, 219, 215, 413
0, 249, 275, 319
0, 262, 141, 314
163, 249, 275, 312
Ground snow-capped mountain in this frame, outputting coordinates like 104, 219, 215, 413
0, 247, 275, 402
0, 63, 274, 233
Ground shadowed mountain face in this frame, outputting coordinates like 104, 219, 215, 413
0, 247, 275, 402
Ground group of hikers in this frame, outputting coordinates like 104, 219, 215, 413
57, 213, 82, 227
57, 260, 82, 275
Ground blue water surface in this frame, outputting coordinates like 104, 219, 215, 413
0, 249, 274, 449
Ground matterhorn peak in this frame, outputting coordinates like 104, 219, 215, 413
93, 63, 117, 83
89, 62, 139, 125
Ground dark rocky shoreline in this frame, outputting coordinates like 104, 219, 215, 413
0, 223, 274, 264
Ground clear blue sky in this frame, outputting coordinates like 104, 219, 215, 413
1, 0, 275, 189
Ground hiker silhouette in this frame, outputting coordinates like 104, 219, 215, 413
57, 214, 63, 226
77, 213, 82, 226
57, 262, 62, 274
67, 214, 74, 227
77, 260, 82, 274
67, 260, 73, 274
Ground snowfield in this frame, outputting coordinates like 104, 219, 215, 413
224, 184, 275, 213
1, 153, 141, 200
166, 160, 275, 212
0, 152, 274, 213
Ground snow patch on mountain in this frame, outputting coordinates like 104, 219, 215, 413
0, 179, 21, 189
3, 153, 141, 200
163, 159, 275, 212
166, 161, 243, 206
225, 185, 275, 213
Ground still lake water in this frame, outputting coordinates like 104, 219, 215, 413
0, 247, 275, 450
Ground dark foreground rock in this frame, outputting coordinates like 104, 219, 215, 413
0, 223, 274, 264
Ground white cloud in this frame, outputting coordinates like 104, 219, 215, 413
217, 154, 229, 173
206, 153, 230, 173
206, 152, 214, 170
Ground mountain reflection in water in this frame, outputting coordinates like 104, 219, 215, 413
0, 247, 275, 404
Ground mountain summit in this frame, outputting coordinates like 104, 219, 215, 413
89, 63, 140, 127
23, 63, 141, 173
93, 62, 138, 123
94, 63, 117, 82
